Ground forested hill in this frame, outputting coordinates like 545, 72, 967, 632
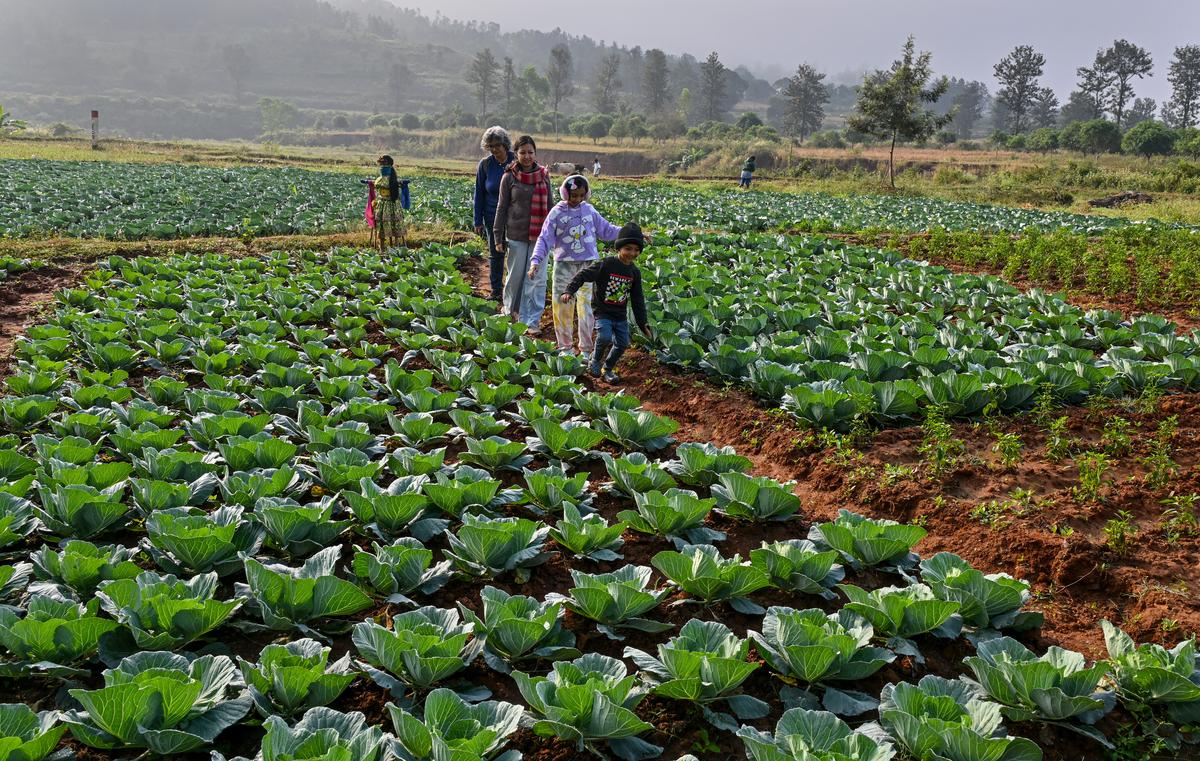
0, 0, 776, 138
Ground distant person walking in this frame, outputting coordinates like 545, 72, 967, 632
474, 126, 514, 303
527, 175, 620, 356
494, 135, 553, 332
373, 155, 406, 250
739, 155, 756, 189
592, 157, 601, 177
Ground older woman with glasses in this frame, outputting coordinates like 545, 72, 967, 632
474, 126, 515, 303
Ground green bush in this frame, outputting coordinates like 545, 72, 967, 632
1026, 127, 1059, 152
1122, 120, 1177, 158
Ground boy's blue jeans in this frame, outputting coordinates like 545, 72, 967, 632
591, 316, 630, 372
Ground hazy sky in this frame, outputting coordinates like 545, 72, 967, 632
388, 0, 1198, 102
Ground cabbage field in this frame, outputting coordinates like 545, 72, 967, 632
0, 158, 1176, 240
0, 153, 1197, 761
643, 231, 1200, 429
0, 242, 1196, 761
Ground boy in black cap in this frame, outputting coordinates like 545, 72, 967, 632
560, 222, 652, 383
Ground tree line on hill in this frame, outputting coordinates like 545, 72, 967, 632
0, 0, 1196, 160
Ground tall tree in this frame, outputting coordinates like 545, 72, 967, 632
1164, 44, 1200, 128
592, 53, 622, 114
697, 51, 728, 122
642, 48, 670, 115
1030, 87, 1060, 128
1074, 64, 1114, 120
1060, 90, 1104, 125
501, 57, 517, 116
1095, 39, 1153, 128
950, 81, 989, 138
465, 48, 499, 115
516, 65, 549, 114
1125, 97, 1157, 127
547, 44, 575, 133
993, 45, 1046, 133
780, 63, 829, 140
849, 36, 952, 188
385, 63, 409, 112
222, 43, 252, 100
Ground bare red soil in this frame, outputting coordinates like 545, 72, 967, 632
0, 264, 79, 366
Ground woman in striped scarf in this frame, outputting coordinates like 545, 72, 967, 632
493, 135, 552, 333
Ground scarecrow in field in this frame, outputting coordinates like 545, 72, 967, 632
372, 155, 408, 251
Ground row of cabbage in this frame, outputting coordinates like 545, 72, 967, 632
0, 246, 1195, 761
0, 159, 1171, 240
642, 232, 1200, 430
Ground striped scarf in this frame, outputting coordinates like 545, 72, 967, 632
512, 163, 550, 240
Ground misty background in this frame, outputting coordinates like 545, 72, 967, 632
0, 0, 1196, 141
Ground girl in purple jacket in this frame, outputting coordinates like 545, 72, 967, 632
527, 175, 619, 355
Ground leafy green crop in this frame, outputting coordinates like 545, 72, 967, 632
459, 586, 579, 673
253, 496, 352, 557
0, 595, 120, 677
237, 546, 372, 634
145, 505, 265, 577
0, 703, 69, 761
877, 675, 1041, 761
388, 688, 523, 761
808, 510, 926, 571
619, 488, 723, 548
920, 552, 1044, 637
601, 452, 677, 498
444, 515, 552, 581
712, 471, 801, 521
838, 583, 962, 661
239, 639, 356, 718
352, 606, 483, 698
64, 651, 251, 753
231, 708, 387, 761
97, 570, 242, 649
549, 565, 671, 640
652, 544, 770, 614
749, 539, 844, 599
750, 606, 895, 716
666, 442, 751, 487
514, 653, 661, 761
624, 619, 767, 732
550, 504, 626, 562
738, 707, 896, 761
1102, 620, 1200, 730
963, 637, 1114, 745
29, 539, 140, 600
352, 537, 452, 606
